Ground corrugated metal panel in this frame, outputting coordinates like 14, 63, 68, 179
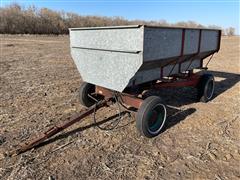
70, 27, 143, 52
71, 48, 143, 91
184, 29, 199, 54
200, 30, 219, 52
143, 27, 182, 61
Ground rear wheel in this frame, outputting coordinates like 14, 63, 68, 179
79, 82, 96, 107
197, 74, 215, 103
136, 96, 167, 138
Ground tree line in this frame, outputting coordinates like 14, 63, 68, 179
0, 3, 235, 35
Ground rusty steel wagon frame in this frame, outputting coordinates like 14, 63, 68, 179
95, 71, 203, 109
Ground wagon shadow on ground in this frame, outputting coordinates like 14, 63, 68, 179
142, 70, 240, 107
209, 70, 240, 99
37, 70, 239, 148
130, 70, 239, 131
38, 111, 132, 148
39, 107, 196, 148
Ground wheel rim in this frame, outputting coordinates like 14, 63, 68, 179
206, 78, 214, 99
147, 104, 167, 134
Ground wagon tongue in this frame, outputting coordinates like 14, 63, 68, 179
8, 99, 108, 157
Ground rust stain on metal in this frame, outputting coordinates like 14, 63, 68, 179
154, 73, 201, 89
120, 95, 142, 109
96, 86, 113, 98
96, 86, 143, 109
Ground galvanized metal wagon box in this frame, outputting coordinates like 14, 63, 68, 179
70, 25, 220, 92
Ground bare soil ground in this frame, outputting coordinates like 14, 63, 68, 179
0, 35, 239, 180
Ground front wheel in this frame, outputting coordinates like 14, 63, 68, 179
197, 74, 215, 103
79, 82, 96, 107
136, 96, 167, 138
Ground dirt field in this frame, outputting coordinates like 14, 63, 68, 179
0, 35, 239, 180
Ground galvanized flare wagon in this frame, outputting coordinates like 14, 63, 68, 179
10, 25, 221, 156
70, 25, 221, 137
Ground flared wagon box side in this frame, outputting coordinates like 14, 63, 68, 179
69, 25, 144, 92
129, 26, 221, 86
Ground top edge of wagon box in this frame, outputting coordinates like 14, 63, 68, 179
69, 24, 222, 32
69, 25, 221, 56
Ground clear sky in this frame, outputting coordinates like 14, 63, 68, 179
1, 0, 239, 34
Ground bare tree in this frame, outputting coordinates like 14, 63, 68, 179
0, 3, 230, 35
226, 27, 235, 36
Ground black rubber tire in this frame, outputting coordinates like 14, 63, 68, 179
79, 82, 95, 107
136, 96, 167, 138
197, 74, 215, 103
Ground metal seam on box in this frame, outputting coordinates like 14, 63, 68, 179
72, 46, 141, 54
179, 29, 186, 73
70, 25, 142, 31
217, 30, 221, 52
198, 29, 202, 53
